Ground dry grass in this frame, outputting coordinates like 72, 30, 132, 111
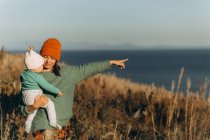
0, 51, 209, 140
74, 74, 210, 140
0, 49, 25, 81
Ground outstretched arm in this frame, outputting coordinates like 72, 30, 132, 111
72, 59, 128, 83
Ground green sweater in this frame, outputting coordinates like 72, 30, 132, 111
20, 69, 59, 95
20, 60, 111, 132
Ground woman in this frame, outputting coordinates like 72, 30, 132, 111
20, 38, 128, 139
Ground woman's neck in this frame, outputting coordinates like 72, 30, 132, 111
42, 68, 52, 72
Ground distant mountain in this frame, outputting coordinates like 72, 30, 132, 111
62, 42, 144, 50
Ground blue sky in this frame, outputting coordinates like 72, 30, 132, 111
1, 0, 210, 50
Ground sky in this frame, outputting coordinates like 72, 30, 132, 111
1, 0, 210, 50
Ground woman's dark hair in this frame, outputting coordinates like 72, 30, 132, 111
53, 62, 61, 76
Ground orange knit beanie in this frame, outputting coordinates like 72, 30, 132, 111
40, 38, 62, 61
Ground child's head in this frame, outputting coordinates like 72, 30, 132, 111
25, 48, 44, 72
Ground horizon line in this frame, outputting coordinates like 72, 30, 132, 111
5, 48, 210, 52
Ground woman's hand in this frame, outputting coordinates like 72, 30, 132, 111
25, 95, 48, 113
33, 95, 49, 109
109, 58, 128, 69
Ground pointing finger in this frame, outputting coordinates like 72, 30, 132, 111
122, 58, 128, 62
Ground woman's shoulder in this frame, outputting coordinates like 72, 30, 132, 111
60, 63, 81, 74
60, 63, 75, 70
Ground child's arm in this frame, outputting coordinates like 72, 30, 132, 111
35, 74, 61, 95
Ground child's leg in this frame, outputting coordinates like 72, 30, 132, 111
43, 98, 62, 130
25, 110, 37, 133
26, 109, 38, 122
22, 90, 42, 106
22, 90, 42, 133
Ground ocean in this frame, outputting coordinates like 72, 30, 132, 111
10, 49, 210, 92
60, 49, 210, 93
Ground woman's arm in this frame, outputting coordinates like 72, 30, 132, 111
71, 59, 128, 83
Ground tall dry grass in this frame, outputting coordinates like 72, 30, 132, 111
0, 51, 209, 139
74, 73, 210, 140
0, 48, 25, 81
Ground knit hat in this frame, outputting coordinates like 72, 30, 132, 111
25, 49, 44, 70
40, 38, 62, 61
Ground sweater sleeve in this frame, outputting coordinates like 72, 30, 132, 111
68, 60, 112, 83
34, 74, 60, 95
19, 104, 32, 116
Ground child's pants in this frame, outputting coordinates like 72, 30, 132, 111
22, 90, 57, 128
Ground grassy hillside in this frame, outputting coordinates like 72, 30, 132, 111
0, 51, 209, 140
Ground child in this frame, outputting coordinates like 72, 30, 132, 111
20, 48, 63, 133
